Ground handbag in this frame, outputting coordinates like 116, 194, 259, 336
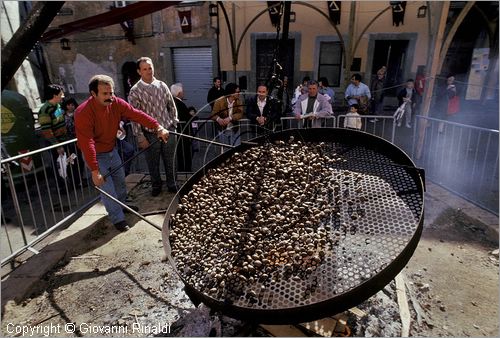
447, 95, 460, 115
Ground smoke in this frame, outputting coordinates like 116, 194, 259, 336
414, 116, 499, 214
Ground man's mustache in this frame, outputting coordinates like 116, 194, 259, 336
104, 98, 113, 103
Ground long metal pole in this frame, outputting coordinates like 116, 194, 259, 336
94, 186, 163, 231
170, 130, 234, 149
103, 130, 234, 180
95, 130, 239, 231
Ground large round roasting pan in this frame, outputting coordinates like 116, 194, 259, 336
162, 128, 425, 324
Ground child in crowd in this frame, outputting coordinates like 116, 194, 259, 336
344, 104, 362, 130
62, 98, 78, 138
396, 79, 418, 128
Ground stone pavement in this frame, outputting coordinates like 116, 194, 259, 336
1, 176, 498, 315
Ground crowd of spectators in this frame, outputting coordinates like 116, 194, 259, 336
38, 56, 436, 231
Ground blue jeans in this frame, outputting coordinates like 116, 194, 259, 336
217, 128, 241, 147
95, 148, 127, 225
117, 139, 135, 176
143, 130, 176, 190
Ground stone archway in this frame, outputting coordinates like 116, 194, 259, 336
217, 1, 346, 79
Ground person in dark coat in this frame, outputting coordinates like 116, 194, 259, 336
207, 77, 224, 109
246, 83, 281, 133
369, 67, 386, 122
171, 83, 193, 172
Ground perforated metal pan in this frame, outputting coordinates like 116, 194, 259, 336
162, 128, 425, 324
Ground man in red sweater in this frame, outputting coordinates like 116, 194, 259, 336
75, 74, 169, 231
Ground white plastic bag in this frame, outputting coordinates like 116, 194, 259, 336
393, 101, 407, 122
57, 153, 68, 179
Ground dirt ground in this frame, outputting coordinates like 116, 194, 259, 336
1, 178, 498, 337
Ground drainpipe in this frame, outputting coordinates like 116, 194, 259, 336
216, 6, 221, 76
345, 1, 357, 87
232, 2, 237, 82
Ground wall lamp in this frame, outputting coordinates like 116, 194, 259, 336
417, 5, 427, 18
60, 38, 70, 50
209, 3, 218, 17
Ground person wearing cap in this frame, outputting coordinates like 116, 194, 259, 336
75, 74, 169, 232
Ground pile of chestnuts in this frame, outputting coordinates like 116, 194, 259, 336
170, 138, 367, 303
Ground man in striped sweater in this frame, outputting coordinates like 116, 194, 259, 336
129, 57, 178, 196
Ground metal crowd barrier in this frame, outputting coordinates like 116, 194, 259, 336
175, 116, 399, 180
175, 119, 263, 176
336, 115, 396, 143
1, 139, 99, 267
411, 115, 499, 215
280, 116, 336, 130
6, 113, 495, 270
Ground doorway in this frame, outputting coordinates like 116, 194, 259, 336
256, 38, 295, 91
121, 61, 140, 99
372, 40, 409, 96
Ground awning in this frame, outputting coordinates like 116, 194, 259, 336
40, 1, 182, 42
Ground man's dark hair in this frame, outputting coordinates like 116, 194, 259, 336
213, 77, 221, 83
351, 73, 362, 82
43, 84, 64, 101
318, 77, 330, 87
350, 103, 359, 110
136, 56, 152, 69
406, 79, 414, 83
256, 82, 268, 90
302, 76, 311, 83
88, 75, 115, 94
62, 97, 78, 110
307, 80, 319, 87
225, 82, 239, 95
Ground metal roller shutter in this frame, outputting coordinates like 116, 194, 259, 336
172, 47, 213, 115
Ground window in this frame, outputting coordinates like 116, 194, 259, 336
318, 41, 343, 87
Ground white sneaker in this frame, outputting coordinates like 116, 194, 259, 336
406, 123, 411, 128
369, 118, 379, 123
397, 122, 401, 127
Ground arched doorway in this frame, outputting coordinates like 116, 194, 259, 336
121, 61, 140, 99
